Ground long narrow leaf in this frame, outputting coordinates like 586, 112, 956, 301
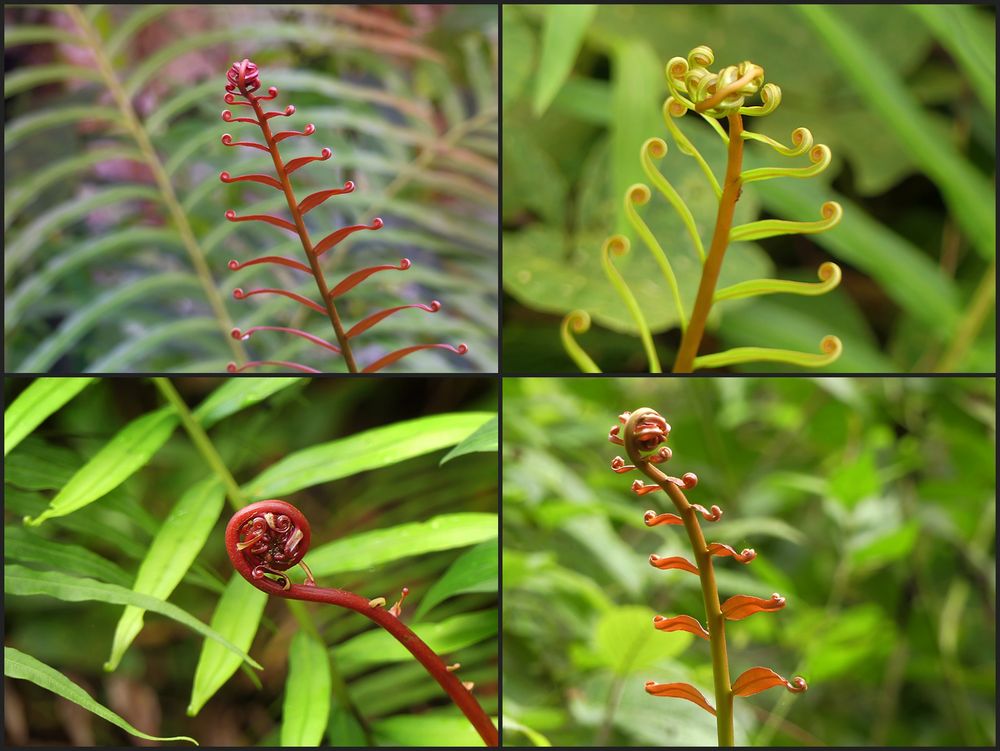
280, 631, 331, 746
4, 378, 93, 456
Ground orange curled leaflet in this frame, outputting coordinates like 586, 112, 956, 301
648, 554, 699, 575
632, 479, 661, 496
707, 542, 756, 563
732, 667, 808, 697
643, 509, 683, 526
721, 593, 786, 621
610, 456, 636, 474
644, 681, 716, 716
653, 614, 709, 640
692, 503, 723, 521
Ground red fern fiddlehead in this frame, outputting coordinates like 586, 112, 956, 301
225, 501, 498, 746
221, 59, 468, 373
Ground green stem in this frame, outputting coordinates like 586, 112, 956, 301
66, 5, 246, 366
935, 258, 995, 372
151, 378, 243, 511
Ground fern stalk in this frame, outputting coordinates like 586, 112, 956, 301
64, 4, 246, 365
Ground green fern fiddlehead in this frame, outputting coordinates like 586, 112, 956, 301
563, 45, 845, 373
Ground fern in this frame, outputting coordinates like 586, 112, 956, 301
4, 5, 498, 372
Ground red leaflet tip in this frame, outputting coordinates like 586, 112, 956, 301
304, 123, 316, 135
400, 258, 411, 269
221, 110, 232, 121
455, 344, 469, 355
372, 217, 384, 229
226, 362, 239, 373
428, 300, 442, 312
344, 180, 356, 191
286, 105, 295, 115
228, 259, 239, 270
221, 134, 233, 145
320, 148, 332, 159
225, 210, 236, 220
230, 328, 243, 340
220, 171, 231, 182
233, 288, 246, 299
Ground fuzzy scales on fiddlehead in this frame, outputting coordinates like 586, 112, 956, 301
225, 500, 498, 746
564, 46, 844, 373
221, 59, 468, 373
610, 409, 806, 745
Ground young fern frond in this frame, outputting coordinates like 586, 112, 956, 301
221, 59, 468, 374
564, 45, 845, 373
610, 408, 807, 746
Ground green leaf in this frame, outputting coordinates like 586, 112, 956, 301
281, 631, 332, 746
373, 712, 486, 747
105, 478, 225, 671
4, 647, 198, 745
4, 526, 132, 588
188, 574, 268, 716
502, 716, 553, 747
335, 610, 498, 673
193, 377, 305, 429
533, 5, 597, 116
23, 406, 178, 526
440, 415, 498, 464
307, 513, 498, 577
610, 38, 663, 236
3, 64, 103, 97
501, 7, 536, 110
242, 412, 494, 499
4, 378, 94, 457
414, 540, 499, 620
593, 605, 693, 676
849, 520, 921, 571
798, 5, 994, 260
5, 566, 261, 670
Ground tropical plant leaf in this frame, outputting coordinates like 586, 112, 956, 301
4, 647, 198, 745
414, 539, 499, 620
280, 631, 332, 746
3, 377, 93, 456
440, 415, 498, 464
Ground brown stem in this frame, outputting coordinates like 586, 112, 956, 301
245, 95, 358, 373
625, 410, 734, 745
673, 113, 745, 373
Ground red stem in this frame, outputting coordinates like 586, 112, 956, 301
225, 501, 498, 747
239, 86, 359, 373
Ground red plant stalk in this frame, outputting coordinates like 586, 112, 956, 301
611, 408, 806, 746
221, 59, 467, 373
225, 501, 498, 747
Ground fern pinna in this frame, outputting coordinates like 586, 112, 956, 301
610, 408, 806, 745
221, 59, 468, 373
563, 46, 844, 373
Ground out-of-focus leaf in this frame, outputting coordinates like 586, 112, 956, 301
4, 378, 93, 456
501, 7, 535, 109
373, 713, 485, 747
502, 716, 553, 747
533, 5, 597, 116
281, 631, 331, 746
414, 539, 499, 619
849, 519, 920, 571
594, 605, 693, 676
4, 647, 197, 745
23, 406, 178, 526
105, 478, 225, 670
243, 412, 493, 498
4, 526, 132, 588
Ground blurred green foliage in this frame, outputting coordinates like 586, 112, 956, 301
502, 377, 995, 745
5, 5, 498, 372
502, 4, 995, 373
4, 377, 498, 745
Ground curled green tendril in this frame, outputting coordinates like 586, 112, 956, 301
663, 98, 721, 198
692, 335, 842, 370
714, 261, 842, 302
601, 236, 662, 373
667, 46, 765, 118
641, 138, 706, 264
626, 183, 690, 330
741, 127, 813, 157
741, 144, 832, 184
730, 201, 843, 242
738, 82, 782, 116
560, 311, 602, 373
